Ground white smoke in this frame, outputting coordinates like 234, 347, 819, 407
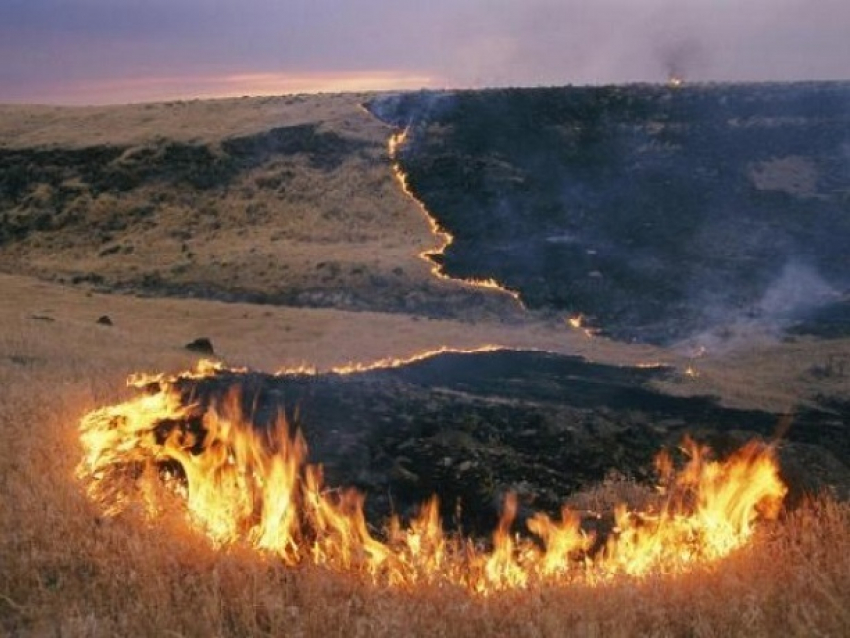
679, 261, 841, 356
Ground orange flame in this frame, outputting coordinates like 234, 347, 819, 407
566, 314, 598, 338
77, 363, 787, 594
389, 128, 524, 306
328, 344, 507, 375
269, 345, 513, 376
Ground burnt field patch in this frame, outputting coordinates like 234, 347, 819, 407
370, 83, 850, 344
135, 350, 850, 535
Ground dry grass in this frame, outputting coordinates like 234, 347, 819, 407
0, 95, 460, 317
1, 286, 849, 637
654, 334, 850, 413
0, 94, 378, 148
0, 272, 676, 375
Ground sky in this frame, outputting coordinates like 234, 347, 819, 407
1, 0, 849, 105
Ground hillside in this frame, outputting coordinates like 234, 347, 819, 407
0, 94, 514, 318
372, 83, 850, 344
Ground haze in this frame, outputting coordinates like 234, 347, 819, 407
2, 0, 849, 105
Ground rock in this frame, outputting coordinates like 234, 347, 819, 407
185, 337, 215, 355
96, 315, 113, 326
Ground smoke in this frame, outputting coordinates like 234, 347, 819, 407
368, 90, 455, 128
657, 38, 707, 83
681, 261, 841, 355
4, 0, 850, 103
758, 263, 838, 320
431, 0, 850, 88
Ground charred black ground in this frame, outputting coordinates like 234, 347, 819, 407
369, 83, 850, 344
152, 351, 850, 535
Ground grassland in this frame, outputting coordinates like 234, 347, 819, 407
0, 93, 518, 319
1, 311, 848, 636
1, 90, 849, 636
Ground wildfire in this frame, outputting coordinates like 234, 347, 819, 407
388, 128, 524, 306
77, 362, 787, 594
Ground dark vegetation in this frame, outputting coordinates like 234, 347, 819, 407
370, 83, 850, 343
153, 350, 850, 536
0, 124, 365, 243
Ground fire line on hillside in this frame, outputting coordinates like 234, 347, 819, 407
389, 127, 525, 308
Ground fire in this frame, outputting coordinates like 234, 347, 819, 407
328, 344, 506, 375
388, 128, 524, 306
271, 345, 511, 376
77, 362, 787, 594
566, 314, 597, 338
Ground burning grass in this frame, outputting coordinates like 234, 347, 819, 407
389, 127, 524, 307
76, 361, 789, 595
1, 332, 849, 636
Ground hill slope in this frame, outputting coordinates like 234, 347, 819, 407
372, 83, 850, 343
0, 94, 513, 318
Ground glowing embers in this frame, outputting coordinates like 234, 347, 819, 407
328, 344, 506, 375
388, 128, 524, 306
77, 363, 786, 594
566, 314, 599, 338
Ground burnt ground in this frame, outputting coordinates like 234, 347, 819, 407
150, 350, 850, 535
369, 83, 850, 344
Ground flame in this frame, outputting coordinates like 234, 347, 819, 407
566, 314, 597, 338
328, 344, 506, 375
77, 362, 787, 594
270, 345, 511, 376
389, 128, 525, 306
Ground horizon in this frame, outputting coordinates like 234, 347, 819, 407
3, 1, 849, 106
4, 76, 850, 109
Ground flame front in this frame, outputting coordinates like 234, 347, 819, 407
389, 128, 524, 305
77, 362, 787, 594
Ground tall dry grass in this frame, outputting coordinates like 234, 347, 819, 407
1, 322, 849, 637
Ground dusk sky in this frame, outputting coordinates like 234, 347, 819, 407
2, 0, 849, 105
